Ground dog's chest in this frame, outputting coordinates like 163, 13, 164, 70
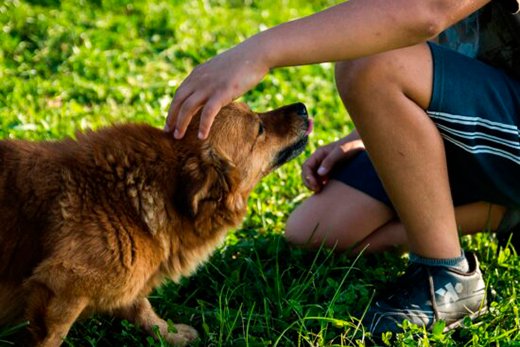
159, 225, 229, 283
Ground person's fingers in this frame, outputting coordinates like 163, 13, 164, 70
197, 94, 229, 140
165, 82, 194, 132
172, 92, 207, 139
301, 162, 319, 191
317, 146, 345, 177
305, 147, 329, 171
318, 141, 365, 176
301, 147, 330, 191
164, 74, 194, 131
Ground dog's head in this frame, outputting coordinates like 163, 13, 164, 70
176, 102, 311, 219
206, 102, 311, 181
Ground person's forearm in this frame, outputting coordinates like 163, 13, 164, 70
244, 0, 489, 68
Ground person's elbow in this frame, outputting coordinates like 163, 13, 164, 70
407, 0, 479, 41
418, 16, 446, 39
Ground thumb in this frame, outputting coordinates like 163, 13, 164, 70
316, 146, 344, 176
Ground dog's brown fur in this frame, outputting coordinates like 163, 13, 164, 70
0, 102, 310, 346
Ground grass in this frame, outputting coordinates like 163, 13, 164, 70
1, 0, 519, 346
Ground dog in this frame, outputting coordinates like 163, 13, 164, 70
0, 102, 311, 346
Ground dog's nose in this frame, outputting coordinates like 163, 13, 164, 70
292, 102, 308, 117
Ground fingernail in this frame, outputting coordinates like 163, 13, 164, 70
198, 131, 205, 140
317, 166, 327, 176
174, 129, 181, 139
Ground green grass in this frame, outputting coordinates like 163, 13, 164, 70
1, 0, 519, 346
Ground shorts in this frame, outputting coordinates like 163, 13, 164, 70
330, 42, 520, 208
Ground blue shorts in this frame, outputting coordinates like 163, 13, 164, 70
330, 42, 520, 208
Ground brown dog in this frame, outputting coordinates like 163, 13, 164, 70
0, 102, 311, 346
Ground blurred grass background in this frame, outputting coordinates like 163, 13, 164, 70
1, 0, 519, 346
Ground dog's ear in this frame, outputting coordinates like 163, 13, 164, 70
175, 146, 241, 218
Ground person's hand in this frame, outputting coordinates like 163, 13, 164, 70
166, 41, 269, 139
302, 136, 365, 192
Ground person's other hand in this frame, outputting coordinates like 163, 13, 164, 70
302, 137, 365, 192
166, 42, 269, 139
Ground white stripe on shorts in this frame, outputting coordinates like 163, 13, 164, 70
427, 110, 520, 165
428, 111, 518, 133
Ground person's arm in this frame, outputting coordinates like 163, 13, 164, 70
167, 0, 490, 139
252, 0, 487, 67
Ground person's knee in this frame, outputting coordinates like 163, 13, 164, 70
285, 196, 361, 250
334, 55, 391, 105
285, 206, 317, 247
335, 44, 433, 112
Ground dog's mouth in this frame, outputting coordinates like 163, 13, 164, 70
271, 118, 312, 169
305, 118, 313, 136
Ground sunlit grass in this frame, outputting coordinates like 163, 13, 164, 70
1, 0, 519, 345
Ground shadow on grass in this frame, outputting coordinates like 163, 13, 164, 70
3, 230, 519, 346
66, 229, 405, 346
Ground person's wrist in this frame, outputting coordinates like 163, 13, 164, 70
241, 32, 277, 71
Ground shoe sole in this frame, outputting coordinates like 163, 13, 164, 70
443, 305, 488, 332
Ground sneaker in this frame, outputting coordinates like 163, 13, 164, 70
496, 208, 520, 252
363, 252, 487, 336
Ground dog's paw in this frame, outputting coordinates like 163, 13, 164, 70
166, 324, 199, 346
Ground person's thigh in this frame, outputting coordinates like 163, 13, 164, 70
335, 42, 520, 208
353, 201, 506, 253
335, 43, 434, 113
287, 42, 520, 251
285, 179, 395, 250
427, 42, 520, 207
286, 181, 506, 252
285, 148, 507, 252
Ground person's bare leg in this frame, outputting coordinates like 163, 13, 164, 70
352, 202, 506, 253
285, 179, 395, 249
335, 43, 460, 259
286, 179, 506, 252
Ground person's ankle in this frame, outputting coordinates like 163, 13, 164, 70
409, 251, 469, 272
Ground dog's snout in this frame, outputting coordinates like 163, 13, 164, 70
292, 102, 308, 117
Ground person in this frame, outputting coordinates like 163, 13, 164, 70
166, 0, 520, 337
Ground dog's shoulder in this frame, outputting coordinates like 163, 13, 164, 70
57, 124, 172, 228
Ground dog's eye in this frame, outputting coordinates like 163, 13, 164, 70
258, 123, 264, 136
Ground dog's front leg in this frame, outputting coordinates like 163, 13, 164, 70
114, 297, 199, 346
25, 280, 89, 347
